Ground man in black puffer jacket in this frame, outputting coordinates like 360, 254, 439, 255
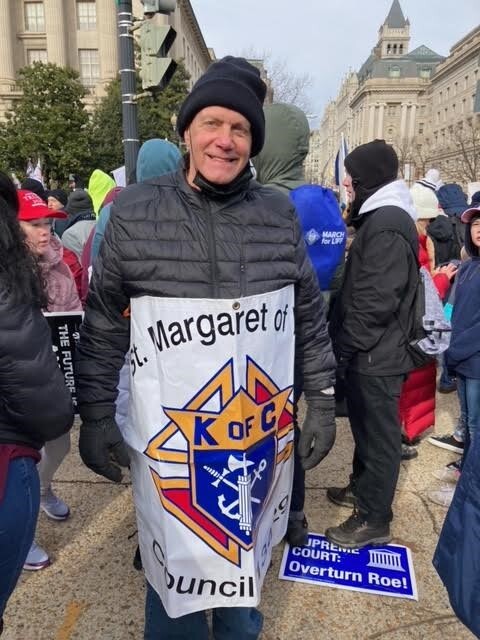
76, 57, 336, 639
326, 140, 418, 549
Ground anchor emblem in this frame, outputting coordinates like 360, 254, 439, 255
204, 455, 268, 536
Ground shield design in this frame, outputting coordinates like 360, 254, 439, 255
194, 435, 276, 549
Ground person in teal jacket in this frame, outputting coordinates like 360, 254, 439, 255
91, 139, 182, 263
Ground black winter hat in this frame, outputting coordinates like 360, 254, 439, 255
21, 178, 47, 202
344, 139, 399, 191
176, 56, 267, 157
46, 188, 68, 207
65, 189, 93, 215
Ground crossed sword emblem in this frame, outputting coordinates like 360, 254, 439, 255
204, 454, 267, 536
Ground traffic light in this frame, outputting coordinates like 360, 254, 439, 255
140, 0, 176, 15
140, 22, 177, 92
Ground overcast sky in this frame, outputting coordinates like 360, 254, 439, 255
189, 0, 479, 124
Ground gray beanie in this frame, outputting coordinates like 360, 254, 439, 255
65, 189, 93, 215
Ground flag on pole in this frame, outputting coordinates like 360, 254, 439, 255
25, 157, 44, 186
334, 134, 348, 207
26, 158, 35, 179
32, 158, 44, 185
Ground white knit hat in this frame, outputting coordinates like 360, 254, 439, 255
410, 183, 441, 219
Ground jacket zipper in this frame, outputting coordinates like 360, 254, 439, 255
240, 244, 246, 297
206, 199, 219, 298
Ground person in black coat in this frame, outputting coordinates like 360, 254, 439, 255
0, 173, 74, 635
326, 140, 418, 548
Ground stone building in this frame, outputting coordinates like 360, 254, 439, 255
309, 0, 478, 186
421, 25, 480, 185
0, 0, 212, 119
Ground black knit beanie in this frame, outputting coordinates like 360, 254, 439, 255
21, 178, 47, 202
177, 56, 267, 157
47, 188, 68, 207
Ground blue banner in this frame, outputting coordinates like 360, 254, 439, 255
279, 533, 417, 600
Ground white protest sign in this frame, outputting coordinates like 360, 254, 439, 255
123, 286, 295, 617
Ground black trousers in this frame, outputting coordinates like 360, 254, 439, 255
345, 370, 404, 525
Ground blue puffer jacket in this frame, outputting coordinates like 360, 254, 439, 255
433, 431, 480, 637
445, 216, 480, 379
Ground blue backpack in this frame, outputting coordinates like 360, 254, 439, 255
290, 185, 346, 290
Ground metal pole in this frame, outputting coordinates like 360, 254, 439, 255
117, 1, 139, 184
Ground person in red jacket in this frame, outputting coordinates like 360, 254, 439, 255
399, 185, 457, 456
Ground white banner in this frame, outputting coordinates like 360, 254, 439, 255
124, 286, 295, 617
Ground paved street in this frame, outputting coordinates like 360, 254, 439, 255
2, 390, 475, 640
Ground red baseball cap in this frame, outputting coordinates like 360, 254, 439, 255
18, 189, 68, 221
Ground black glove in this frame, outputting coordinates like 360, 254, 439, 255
79, 417, 130, 482
298, 395, 336, 471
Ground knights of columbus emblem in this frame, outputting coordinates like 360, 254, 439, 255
144, 356, 294, 566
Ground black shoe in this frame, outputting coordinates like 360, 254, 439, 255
325, 511, 391, 549
286, 516, 309, 547
401, 443, 418, 460
326, 485, 356, 508
438, 381, 457, 393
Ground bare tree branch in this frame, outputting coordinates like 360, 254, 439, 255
241, 47, 313, 112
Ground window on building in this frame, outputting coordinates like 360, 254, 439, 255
389, 65, 400, 78
399, 44, 403, 54
24, 2, 45, 32
420, 68, 431, 79
78, 49, 100, 86
446, 87, 450, 99
387, 44, 392, 55
452, 103, 456, 114
454, 81, 458, 95
439, 91, 443, 103
444, 107, 448, 121
464, 75, 469, 89
393, 44, 397, 54
27, 49, 47, 65
418, 123, 424, 134
76, 1, 96, 30
420, 105, 426, 115
475, 81, 480, 113
436, 111, 440, 124
387, 104, 397, 116
462, 98, 466, 113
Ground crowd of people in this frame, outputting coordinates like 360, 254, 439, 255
0, 56, 479, 639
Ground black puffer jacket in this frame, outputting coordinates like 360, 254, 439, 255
0, 290, 74, 448
330, 204, 418, 376
76, 168, 336, 421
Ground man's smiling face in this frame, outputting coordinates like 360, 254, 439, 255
184, 106, 252, 186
